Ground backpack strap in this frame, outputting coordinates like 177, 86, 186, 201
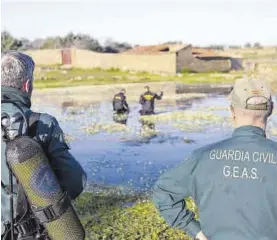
27, 112, 41, 138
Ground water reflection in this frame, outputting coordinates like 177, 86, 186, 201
139, 118, 157, 142
113, 112, 129, 125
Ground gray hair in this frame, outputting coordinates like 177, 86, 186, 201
1, 51, 35, 89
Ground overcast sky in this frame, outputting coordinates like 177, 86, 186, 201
1, 0, 277, 46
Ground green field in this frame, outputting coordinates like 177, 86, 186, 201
34, 66, 243, 89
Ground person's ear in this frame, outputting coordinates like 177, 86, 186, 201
268, 101, 274, 117
230, 105, 236, 121
22, 80, 30, 93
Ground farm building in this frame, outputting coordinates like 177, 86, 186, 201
123, 44, 243, 73
192, 48, 243, 71
122, 44, 193, 73
25, 44, 243, 74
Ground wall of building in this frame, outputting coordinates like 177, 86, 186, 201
72, 49, 177, 74
185, 58, 231, 73
230, 58, 243, 70
176, 46, 194, 72
24, 49, 62, 65
24, 48, 238, 74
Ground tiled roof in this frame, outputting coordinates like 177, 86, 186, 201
123, 44, 191, 54
192, 48, 242, 58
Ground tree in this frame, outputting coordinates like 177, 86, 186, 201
1, 31, 22, 51
244, 42, 252, 48
30, 38, 45, 49
41, 37, 63, 49
18, 38, 31, 51
229, 45, 241, 49
61, 32, 102, 51
103, 38, 132, 53
0, 31, 132, 52
253, 42, 263, 49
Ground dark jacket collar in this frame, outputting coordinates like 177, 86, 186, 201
232, 125, 266, 138
1, 86, 31, 108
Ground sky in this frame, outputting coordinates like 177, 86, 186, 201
1, 0, 277, 46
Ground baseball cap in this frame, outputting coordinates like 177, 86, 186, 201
229, 78, 272, 110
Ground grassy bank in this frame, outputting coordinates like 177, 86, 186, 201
75, 191, 198, 240
33, 66, 242, 89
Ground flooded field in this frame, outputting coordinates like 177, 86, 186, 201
32, 94, 277, 193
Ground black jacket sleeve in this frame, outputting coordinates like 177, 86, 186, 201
155, 92, 163, 100
38, 114, 87, 200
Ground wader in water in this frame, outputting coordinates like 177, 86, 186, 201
139, 91, 163, 116
112, 92, 129, 124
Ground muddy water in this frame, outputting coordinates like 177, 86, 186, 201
32, 96, 277, 193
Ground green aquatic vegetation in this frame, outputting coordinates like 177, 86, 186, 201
83, 122, 129, 135
140, 111, 225, 124
75, 192, 198, 240
139, 120, 158, 139
113, 112, 129, 122
139, 111, 228, 134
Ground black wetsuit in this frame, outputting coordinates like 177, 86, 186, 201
113, 93, 129, 114
139, 91, 163, 115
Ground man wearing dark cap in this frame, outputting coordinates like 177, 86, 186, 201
153, 78, 276, 240
139, 86, 163, 115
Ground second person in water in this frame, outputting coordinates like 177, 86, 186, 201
112, 86, 164, 117
139, 86, 163, 115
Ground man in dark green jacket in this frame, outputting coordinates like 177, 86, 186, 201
153, 78, 276, 240
1, 51, 87, 237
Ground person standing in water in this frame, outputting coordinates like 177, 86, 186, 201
139, 86, 163, 115
112, 88, 129, 124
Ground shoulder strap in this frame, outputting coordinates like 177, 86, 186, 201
28, 112, 40, 138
